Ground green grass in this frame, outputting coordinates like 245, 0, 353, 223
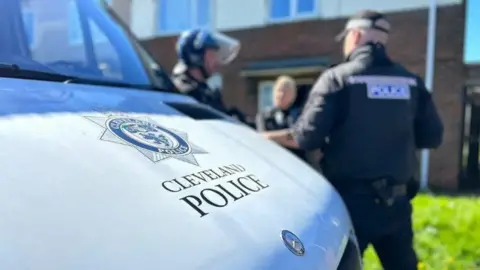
363, 194, 480, 270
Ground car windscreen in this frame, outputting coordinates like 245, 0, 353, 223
0, 0, 154, 88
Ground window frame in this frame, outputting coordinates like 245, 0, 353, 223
266, 0, 318, 24
156, 0, 213, 37
68, 0, 110, 45
257, 80, 275, 113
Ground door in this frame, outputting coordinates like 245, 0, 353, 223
293, 83, 312, 109
460, 83, 480, 190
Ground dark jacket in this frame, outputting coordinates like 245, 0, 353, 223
171, 63, 252, 127
171, 65, 228, 113
256, 106, 306, 160
291, 43, 443, 183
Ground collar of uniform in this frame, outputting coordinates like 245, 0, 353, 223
173, 61, 208, 84
172, 62, 209, 92
345, 42, 387, 62
271, 106, 292, 115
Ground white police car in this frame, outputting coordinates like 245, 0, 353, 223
0, 0, 362, 269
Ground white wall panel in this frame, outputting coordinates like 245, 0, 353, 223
215, 0, 266, 30
130, 0, 156, 38
131, 0, 462, 39
335, 0, 461, 18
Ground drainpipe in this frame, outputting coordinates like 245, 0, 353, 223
419, 0, 438, 191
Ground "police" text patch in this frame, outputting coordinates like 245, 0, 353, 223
367, 84, 410, 100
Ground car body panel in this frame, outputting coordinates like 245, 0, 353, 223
0, 77, 355, 270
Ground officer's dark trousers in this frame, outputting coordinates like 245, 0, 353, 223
341, 192, 418, 270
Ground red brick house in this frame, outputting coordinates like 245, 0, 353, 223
139, 3, 469, 190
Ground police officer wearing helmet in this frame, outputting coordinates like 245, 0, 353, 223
262, 10, 443, 269
172, 29, 241, 115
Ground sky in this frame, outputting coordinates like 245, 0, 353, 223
465, 0, 479, 63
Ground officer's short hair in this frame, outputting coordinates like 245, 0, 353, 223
336, 10, 391, 41
273, 75, 297, 94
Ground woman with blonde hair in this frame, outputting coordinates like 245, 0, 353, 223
256, 75, 306, 160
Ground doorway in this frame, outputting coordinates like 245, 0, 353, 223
256, 78, 314, 113
293, 83, 313, 109
460, 83, 480, 190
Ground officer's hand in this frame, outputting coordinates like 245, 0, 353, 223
262, 132, 273, 140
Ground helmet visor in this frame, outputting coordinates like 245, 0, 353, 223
212, 32, 240, 65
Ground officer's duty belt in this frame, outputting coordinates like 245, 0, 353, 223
334, 177, 408, 206
371, 178, 407, 206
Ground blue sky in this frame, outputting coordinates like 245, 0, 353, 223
465, 0, 479, 63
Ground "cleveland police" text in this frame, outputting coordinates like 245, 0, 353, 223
161, 164, 270, 217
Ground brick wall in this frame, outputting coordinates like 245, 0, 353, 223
142, 4, 466, 190
468, 64, 480, 79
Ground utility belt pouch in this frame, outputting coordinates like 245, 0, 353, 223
371, 178, 395, 206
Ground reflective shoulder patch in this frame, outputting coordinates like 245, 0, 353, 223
347, 75, 417, 86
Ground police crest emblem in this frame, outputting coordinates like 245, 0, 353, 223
85, 114, 207, 166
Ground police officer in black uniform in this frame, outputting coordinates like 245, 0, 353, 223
256, 75, 305, 160
171, 29, 245, 119
262, 10, 443, 270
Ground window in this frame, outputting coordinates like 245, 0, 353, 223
21, 10, 35, 48
258, 81, 275, 112
14, 0, 150, 86
268, 0, 316, 21
157, 0, 211, 34
69, 0, 109, 45
68, 1, 83, 45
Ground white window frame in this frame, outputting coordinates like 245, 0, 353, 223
257, 80, 275, 113
156, 0, 214, 37
266, 0, 318, 24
